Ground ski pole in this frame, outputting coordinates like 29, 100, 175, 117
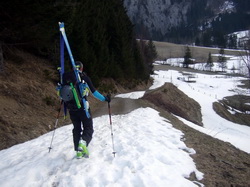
108, 101, 116, 157
48, 101, 63, 153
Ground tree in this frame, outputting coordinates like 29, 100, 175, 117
227, 34, 237, 49
147, 40, 158, 61
146, 39, 158, 74
195, 37, 201, 46
0, 42, 4, 73
0, 1, 71, 58
205, 52, 214, 71
183, 46, 193, 68
201, 32, 212, 47
239, 30, 250, 91
137, 39, 157, 79
218, 48, 227, 72
0, 0, 153, 86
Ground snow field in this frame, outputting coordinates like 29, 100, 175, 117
0, 108, 203, 187
150, 69, 250, 153
117, 57, 250, 153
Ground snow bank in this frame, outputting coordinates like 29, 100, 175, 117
115, 91, 145, 99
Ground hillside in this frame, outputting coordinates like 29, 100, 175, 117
124, 0, 250, 45
142, 82, 250, 186
0, 49, 149, 150
0, 1, 153, 86
0, 50, 62, 150
0, 45, 250, 186
1, 42, 249, 150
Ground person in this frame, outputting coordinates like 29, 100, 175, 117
61, 61, 110, 158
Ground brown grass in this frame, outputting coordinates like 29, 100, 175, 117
154, 41, 243, 62
0, 49, 70, 150
143, 83, 203, 126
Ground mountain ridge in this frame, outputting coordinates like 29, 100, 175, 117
124, 0, 250, 45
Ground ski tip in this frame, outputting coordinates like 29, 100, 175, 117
59, 22, 65, 30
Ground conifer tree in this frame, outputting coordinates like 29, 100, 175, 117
227, 34, 237, 49
146, 40, 157, 74
183, 46, 192, 68
0, 0, 153, 86
206, 52, 214, 71
218, 48, 227, 72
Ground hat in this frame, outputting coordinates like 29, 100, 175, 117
75, 61, 83, 71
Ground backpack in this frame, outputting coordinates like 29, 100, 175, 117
58, 71, 81, 110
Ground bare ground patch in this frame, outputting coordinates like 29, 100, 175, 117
0, 50, 71, 150
143, 83, 203, 126
213, 95, 250, 127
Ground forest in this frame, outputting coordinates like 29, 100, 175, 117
165, 0, 250, 48
0, 0, 157, 86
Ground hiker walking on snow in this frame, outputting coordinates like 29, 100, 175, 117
61, 61, 111, 158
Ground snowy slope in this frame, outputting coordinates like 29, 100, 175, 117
0, 108, 203, 187
151, 57, 250, 153
117, 56, 250, 154
1, 53, 249, 186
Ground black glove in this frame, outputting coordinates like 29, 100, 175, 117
105, 94, 111, 103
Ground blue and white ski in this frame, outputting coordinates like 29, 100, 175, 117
59, 22, 90, 118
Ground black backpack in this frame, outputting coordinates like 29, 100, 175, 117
59, 71, 81, 111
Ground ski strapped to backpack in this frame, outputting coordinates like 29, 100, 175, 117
58, 22, 91, 118
70, 82, 81, 109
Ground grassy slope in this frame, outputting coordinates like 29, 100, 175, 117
154, 41, 243, 62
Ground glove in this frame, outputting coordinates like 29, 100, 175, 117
105, 94, 111, 103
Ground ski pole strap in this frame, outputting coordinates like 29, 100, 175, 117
70, 83, 81, 109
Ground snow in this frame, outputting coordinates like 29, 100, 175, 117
156, 54, 249, 75
1, 51, 250, 186
115, 91, 145, 99
120, 54, 250, 154
232, 30, 249, 39
152, 56, 250, 153
220, 1, 235, 14
0, 108, 203, 187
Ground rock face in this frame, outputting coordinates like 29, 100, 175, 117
123, 0, 235, 40
124, 0, 190, 37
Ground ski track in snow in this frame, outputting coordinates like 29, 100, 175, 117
0, 108, 203, 187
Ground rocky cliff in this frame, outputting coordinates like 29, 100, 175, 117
124, 0, 247, 43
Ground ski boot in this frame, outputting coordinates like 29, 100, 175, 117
77, 138, 89, 158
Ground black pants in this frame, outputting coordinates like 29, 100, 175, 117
69, 109, 93, 151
